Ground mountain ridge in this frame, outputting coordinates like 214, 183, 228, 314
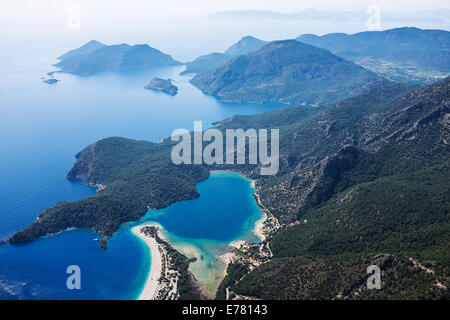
224, 35, 268, 56
297, 27, 450, 79
181, 36, 267, 75
55, 41, 182, 76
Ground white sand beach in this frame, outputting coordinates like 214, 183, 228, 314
253, 210, 267, 242
131, 224, 162, 300
131, 172, 268, 299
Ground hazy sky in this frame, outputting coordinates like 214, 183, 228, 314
1, 0, 449, 61
3, 0, 450, 17
3, 0, 449, 33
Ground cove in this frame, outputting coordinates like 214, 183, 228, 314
136, 171, 264, 297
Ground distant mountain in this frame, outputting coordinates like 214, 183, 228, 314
210, 10, 288, 20
297, 27, 450, 73
58, 40, 106, 60
190, 40, 387, 105
209, 9, 447, 24
55, 41, 182, 76
181, 52, 232, 75
210, 9, 368, 21
224, 36, 268, 56
182, 36, 267, 75
416, 9, 450, 22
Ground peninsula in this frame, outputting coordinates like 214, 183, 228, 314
132, 223, 203, 300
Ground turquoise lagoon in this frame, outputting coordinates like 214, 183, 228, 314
139, 171, 264, 297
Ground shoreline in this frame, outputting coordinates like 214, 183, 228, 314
133, 171, 268, 300
252, 191, 269, 242
209, 170, 266, 242
253, 209, 267, 242
131, 223, 163, 300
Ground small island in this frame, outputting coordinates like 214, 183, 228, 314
43, 78, 59, 84
145, 78, 178, 96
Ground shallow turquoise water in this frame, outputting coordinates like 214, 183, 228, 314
139, 171, 263, 297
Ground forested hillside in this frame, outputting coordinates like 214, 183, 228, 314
218, 77, 450, 299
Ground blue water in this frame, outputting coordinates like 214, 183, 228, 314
0, 48, 285, 299
0, 227, 149, 299
140, 171, 263, 297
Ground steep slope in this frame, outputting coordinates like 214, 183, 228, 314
55, 42, 182, 76
190, 40, 388, 105
181, 52, 232, 75
219, 77, 450, 299
58, 40, 106, 60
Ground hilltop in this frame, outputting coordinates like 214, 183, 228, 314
54, 41, 182, 76
190, 40, 387, 105
181, 36, 267, 75
224, 36, 268, 56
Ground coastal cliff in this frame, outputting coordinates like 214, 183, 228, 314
9, 137, 209, 244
